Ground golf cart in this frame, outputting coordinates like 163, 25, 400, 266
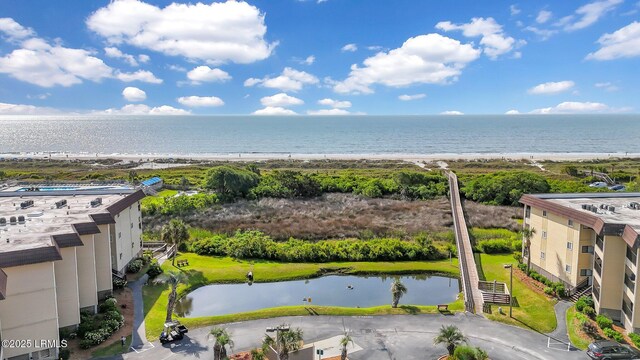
160, 320, 189, 344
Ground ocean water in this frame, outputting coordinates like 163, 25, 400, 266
0, 115, 639, 156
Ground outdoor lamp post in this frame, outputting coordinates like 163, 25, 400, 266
504, 264, 513, 318
266, 325, 290, 360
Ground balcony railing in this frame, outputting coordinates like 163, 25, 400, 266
625, 274, 635, 293
593, 285, 600, 301
596, 236, 604, 251
628, 246, 638, 265
594, 261, 602, 276
623, 299, 634, 319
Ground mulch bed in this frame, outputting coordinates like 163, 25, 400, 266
513, 268, 556, 299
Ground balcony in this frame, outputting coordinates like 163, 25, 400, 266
594, 260, 602, 277
623, 299, 634, 319
625, 274, 635, 293
593, 283, 601, 301
596, 236, 604, 251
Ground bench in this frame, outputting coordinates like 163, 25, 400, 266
437, 304, 449, 312
176, 259, 189, 267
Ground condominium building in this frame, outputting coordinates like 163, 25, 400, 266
520, 193, 640, 333
0, 186, 145, 360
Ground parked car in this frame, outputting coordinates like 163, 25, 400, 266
590, 182, 609, 188
587, 340, 640, 359
609, 185, 626, 191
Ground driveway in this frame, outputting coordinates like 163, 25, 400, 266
110, 313, 586, 360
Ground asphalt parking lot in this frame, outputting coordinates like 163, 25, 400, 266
113, 313, 587, 360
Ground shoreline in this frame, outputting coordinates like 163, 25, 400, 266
2, 151, 640, 162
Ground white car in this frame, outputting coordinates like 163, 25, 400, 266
589, 182, 608, 188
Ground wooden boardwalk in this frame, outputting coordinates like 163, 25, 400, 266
447, 171, 484, 314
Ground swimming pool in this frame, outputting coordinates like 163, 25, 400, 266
16, 186, 131, 192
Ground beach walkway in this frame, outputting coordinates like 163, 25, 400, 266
447, 171, 484, 314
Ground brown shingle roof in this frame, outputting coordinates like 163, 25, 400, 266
72, 222, 101, 235
0, 268, 7, 300
52, 233, 84, 248
0, 246, 62, 268
90, 213, 116, 225
107, 190, 145, 216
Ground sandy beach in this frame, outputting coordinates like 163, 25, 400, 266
2, 151, 640, 163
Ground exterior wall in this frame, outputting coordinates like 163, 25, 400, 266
94, 225, 113, 300
76, 234, 98, 313
597, 235, 626, 321
0, 262, 59, 359
54, 247, 80, 329
526, 207, 580, 287
111, 202, 143, 272
266, 345, 314, 360
577, 227, 596, 286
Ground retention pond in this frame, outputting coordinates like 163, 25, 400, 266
175, 274, 460, 317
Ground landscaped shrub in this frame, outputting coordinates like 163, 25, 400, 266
596, 314, 613, 330
544, 287, 554, 295
603, 328, 624, 343
581, 321, 599, 337
146, 260, 163, 278
453, 345, 489, 360
582, 306, 596, 318
112, 277, 127, 289
476, 239, 512, 254
512, 251, 522, 264
553, 283, 566, 298
99, 298, 117, 313
127, 258, 144, 273
517, 263, 527, 272
629, 332, 640, 348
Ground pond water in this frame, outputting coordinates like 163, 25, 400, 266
175, 274, 460, 317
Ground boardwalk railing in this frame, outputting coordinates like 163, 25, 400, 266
447, 171, 484, 314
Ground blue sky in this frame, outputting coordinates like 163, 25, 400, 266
0, 0, 639, 115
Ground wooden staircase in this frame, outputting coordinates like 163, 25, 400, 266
570, 285, 592, 302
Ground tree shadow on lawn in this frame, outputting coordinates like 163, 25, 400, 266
161, 335, 209, 357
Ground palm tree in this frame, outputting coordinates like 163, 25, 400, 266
128, 170, 138, 185
433, 324, 467, 356
521, 227, 536, 273
390, 278, 407, 308
180, 176, 190, 191
153, 272, 188, 322
161, 219, 189, 266
210, 327, 233, 360
262, 326, 304, 360
339, 333, 353, 360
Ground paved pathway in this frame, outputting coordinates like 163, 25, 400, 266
448, 171, 484, 314
115, 314, 586, 360
547, 300, 574, 348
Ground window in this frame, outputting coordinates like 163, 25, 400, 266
542, 231, 547, 239
118, 232, 122, 239
132, 242, 135, 248
542, 210, 547, 217
566, 265, 572, 273
580, 269, 593, 276
567, 242, 573, 250
119, 253, 122, 259
541, 252, 546, 260
582, 246, 594, 254
525, 207, 531, 218
131, 222, 133, 229
568, 219, 574, 227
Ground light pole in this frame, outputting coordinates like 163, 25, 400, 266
266, 325, 290, 360
504, 264, 513, 318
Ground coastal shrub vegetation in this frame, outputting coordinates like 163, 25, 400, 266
470, 228, 519, 254
78, 298, 124, 349
461, 171, 550, 206
596, 314, 613, 330
629, 332, 640, 348
453, 345, 489, 360
189, 230, 447, 262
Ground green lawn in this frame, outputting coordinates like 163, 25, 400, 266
566, 306, 591, 350
477, 253, 557, 333
140, 189, 178, 210
143, 253, 461, 339
91, 335, 132, 358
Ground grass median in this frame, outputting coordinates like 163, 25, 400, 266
143, 252, 461, 339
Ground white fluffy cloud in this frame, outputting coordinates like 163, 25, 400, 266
536, 10, 553, 24
0, 18, 34, 41
245, 67, 319, 92
441, 110, 464, 115
341, 43, 358, 52
114, 70, 162, 84
0, 38, 113, 87
333, 33, 480, 94
560, 0, 623, 31
524, 26, 558, 40
303, 55, 315, 65
260, 93, 304, 107
0, 102, 61, 115
510, 5, 521, 16
318, 98, 351, 108
187, 66, 231, 84
528, 80, 575, 95
586, 22, 640, 60
252, 106, 297, 115
505, 109, 521, 115
530, 101, 610, 114
595, 82, 619, 91
177, 96, 224, 107
398, 94, 426, 101
99, 104, 190, 115
87, 0, 276, 64
105, 47, 142, 66
122, 87, 146, 102
436, 17, 523, 59
307, 108, 351, 115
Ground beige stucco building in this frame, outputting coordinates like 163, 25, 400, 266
520, 193, 640, 333
0, 187, 144, 360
